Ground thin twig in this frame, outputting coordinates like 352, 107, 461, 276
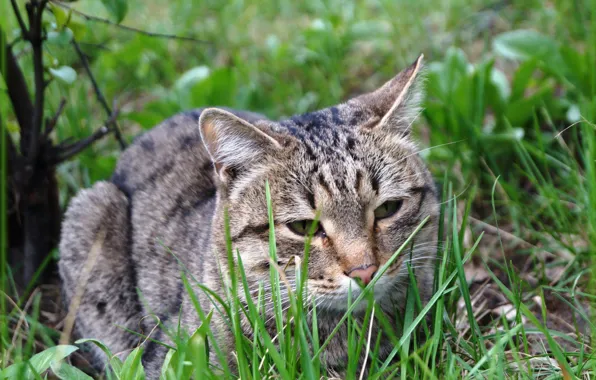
44, 98, 66, 137
71, 39, 127, 150
52, 1, 211, 44
10, 0, 29, 39
9, 288, 40, 360
78, 40, 111, 51
52, 111, 119, 164
469, 216, 536, 250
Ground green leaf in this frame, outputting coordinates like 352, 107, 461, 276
188, 67, 237, 108
100, 0, 129, 24
75, 338, 114, 358
49, 66, 77, 84
489, 67, 510, 102
68, 19, 88, 40
560, 45, 590, 96
174, 66, 211, 91
0, 362, 26, 379
187, 311, 213, 377
47, 28, 73, 45
493, 30, 568, 76
30, 346, 79, 375
50, 4, 72, 30
427, 47, 469, 101
510, 59, 539, 101
50, 362, 93, 380
162, 347, 193, 380
506, 81, 555, 126
2, 346, 79, 378
493, 30, 558, 61
160, 349, 176, 380
75, 338, 123, 375
120, 347, 145, 380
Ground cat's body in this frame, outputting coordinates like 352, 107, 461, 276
59, 56, 439, 378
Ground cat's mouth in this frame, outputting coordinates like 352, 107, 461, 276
305, 273, 398, 313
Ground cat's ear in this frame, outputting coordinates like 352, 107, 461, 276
199, 108, 282, 180
357, 54, 425, 136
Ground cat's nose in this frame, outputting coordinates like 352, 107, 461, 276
346, 264, 378, 286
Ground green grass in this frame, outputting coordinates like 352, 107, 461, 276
2, 0, 596, 378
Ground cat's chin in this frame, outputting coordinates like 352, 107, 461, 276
308, 275, 398, 314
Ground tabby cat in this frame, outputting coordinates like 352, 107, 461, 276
59, 54, 439, 378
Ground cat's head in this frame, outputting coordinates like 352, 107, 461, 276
200, 55, 439, 312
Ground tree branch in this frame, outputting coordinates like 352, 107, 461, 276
51, 1, 211, 44
0, 29, 34, 146
44, 98, 66, 137
10, 0, 29, 39
72, 39, 127, 150
51, 112, 119, 164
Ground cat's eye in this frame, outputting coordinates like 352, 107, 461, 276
374, 200, 403, 220
287, 220, 322, 236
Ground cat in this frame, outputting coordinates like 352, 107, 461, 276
59, 54, 439, 378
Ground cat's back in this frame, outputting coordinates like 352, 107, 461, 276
111, 109, 209, 198
111, 108, 267, 198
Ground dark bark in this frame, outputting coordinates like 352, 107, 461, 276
2, 5, 60, 288
3, 42, 33, 139
21, 162, 61, 285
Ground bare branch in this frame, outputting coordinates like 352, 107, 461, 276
71, 39, 127, 150
78, 40, 111, 51
44, 98, 66, 137
26, 0, 49, 163
52, 112, 120, 164
10, 0, 29, 39
52, 1, 211, 44
0, 29, 34, 142
53, 127, 110, 163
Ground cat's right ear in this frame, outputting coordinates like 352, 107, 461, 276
356, 54, 425, 137
199, 108, 282, 181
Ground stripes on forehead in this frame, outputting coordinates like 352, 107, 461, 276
314, 164, 364, 198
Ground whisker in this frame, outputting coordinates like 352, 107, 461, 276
395, 140, 464, 166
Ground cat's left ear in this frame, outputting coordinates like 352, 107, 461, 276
199, 108, 283, 181
357, 54, 425, 136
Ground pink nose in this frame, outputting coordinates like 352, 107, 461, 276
347, 265, 378, 286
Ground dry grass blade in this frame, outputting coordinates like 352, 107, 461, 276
59, 228, 107, 345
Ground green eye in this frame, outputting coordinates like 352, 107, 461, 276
374, 200, 403, 219
287, 220, 321, 236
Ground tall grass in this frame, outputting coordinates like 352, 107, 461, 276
6, 172, 593, 379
